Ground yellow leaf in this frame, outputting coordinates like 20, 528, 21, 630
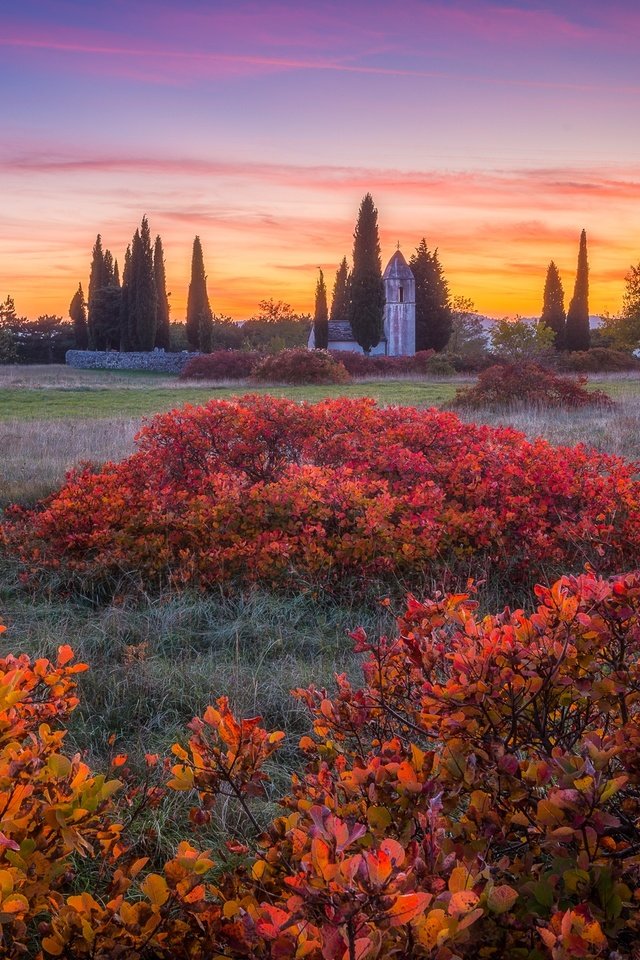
140, 873, 170, 908
449, 865, 475, 893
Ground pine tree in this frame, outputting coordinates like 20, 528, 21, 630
133, 216, 158, 350
154, 235, 171, 350
541, 261, 566, 349
87, 235, 105, 348
69, 283, 88, 349
565, 230, 590, 351
313, 269, 329, 349
409, 238, 452, 351
349, 194, 384, 353
186, 236, 212, 352
330, 257, 350, 324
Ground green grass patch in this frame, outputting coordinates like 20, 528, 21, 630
0, 380, 460, 420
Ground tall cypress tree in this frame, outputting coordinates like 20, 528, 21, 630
541, 261, 566, 349
69, 283, 88, 349
132, 216, 158, 351
186, 236, 212, 352
409, 238, 452, 351
120, 245, 132, 351
565, 230, 590, 351
330, 257, 350, 324
87, 234, 105, 348
153, 235, 171, 350
349, 194, 384, 354
313, 269, 329, 349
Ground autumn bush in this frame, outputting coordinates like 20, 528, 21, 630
453, 363, 615, 409
3, 568, 640, 958
179, 350, 264, 380
251, 348, 351, 384
3, 395, 640, 598
330, 350, 437, 377
556, 347, 640, 373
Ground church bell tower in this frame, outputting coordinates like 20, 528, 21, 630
383, 248, 416, 356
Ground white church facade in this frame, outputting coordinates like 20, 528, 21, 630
308, 249, 416, 356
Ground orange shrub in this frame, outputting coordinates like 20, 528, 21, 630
3, 569, 640, 957
3, 395, 639, 598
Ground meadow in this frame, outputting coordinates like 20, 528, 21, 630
1, 365, 640, 957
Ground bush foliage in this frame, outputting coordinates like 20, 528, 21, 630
330, 350, 436, 377
3, 569, 640, 957
556, 348, 640, 373
179, 351, 264, 381
3, 396, 639, 598
251, 349, 351, 385
453, 363, 614, 409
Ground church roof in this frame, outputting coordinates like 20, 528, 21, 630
327, 320, 387, 344
328, 321, 356, 342
383, 249, 414, 281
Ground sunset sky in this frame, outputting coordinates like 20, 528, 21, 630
1, 0, 639, 321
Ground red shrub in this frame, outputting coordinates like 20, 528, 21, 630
330, 350, 438, 377
252, 348, 350, 384
453, 362, 615, 408
3, 395, 639, 598
179, 350, 263, 380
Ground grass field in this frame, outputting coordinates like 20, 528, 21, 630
1, 364, 639, 420
1, 363, 639, 862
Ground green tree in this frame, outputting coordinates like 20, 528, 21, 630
541, 261, 566, 350
186, 236, 212, 352
599, 264, 640, 351
240, 300, 311, 352
154, 235, 171, 350
91, 288, 122, 350
0, 296, 18, 363
491, 317, 555, 362
330, 257, 350, 324
447, 297, 489, 358
349, 194, 384, 354
409, 238, 452, 351
565, 230, 590, 351
131, 216, 158, 351
313, 269, 329, 349
69, 283, 88, 349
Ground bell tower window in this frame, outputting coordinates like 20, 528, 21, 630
398, 286, 404, 303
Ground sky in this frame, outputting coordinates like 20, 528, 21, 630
1, 0, 640, 321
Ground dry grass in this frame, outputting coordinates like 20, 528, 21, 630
464, 398, 640, 461
0, 417, 139, 506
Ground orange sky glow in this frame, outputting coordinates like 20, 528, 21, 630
2, 1, 639, 322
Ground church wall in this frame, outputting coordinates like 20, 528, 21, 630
385, 302, 416, 356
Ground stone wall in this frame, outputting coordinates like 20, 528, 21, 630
65, 349, 199, 374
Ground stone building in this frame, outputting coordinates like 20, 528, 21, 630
308, 249, 416, 356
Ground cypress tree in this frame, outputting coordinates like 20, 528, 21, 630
330, 257, 350, 324
87, 234, 105, 347
186, 236, 212, 352
313, 269, 329, 349
409, 238, 452, 351
113, 259, 120, 288
565, 230, 590, 351
154, 235, 171, 350
349, 194, 384, 354
103, 249, 115, 287
119, 245, 132, 351
133, 215, 158, 351
541, 261, 566, 349
69, 283, 88, 349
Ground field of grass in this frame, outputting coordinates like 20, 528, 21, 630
1, 363, 639, 861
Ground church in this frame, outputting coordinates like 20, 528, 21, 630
308, 249, 416, 356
